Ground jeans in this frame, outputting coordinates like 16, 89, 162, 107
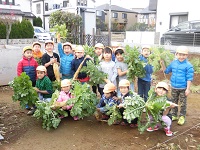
137, 78, 151, 102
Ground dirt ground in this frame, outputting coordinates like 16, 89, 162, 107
0, 54, 200, 150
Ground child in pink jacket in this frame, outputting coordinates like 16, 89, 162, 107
56, 79, 78, 120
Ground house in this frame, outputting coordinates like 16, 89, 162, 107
0, 0, 35, 24
156, 0, 200, 36
96, 4, 138, 31
32, 0, 96, 34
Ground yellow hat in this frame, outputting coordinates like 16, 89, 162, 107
176, 46, 189, 54
63, 42, 72, 50
156, 82, 169, 91
23, 46, 32, 53
45, 40, 54, 46
61, 79, 72, 87
95, 43, 104, 49
32, 41, 41, 47
75, 45, 84, 52
36, 65, 47, 73
119, 79, 130, 87
103, 83, 116, 93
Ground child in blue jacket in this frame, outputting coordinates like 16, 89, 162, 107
162, 46, 194, 125
57, 34, 74, 79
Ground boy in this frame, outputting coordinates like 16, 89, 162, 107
71, 45, 90, 83
161, 46, 194, 125
41, 40, 60, 81
32, 41, 43, 59
111, 42, 121, 61
57, 34, 74, 79
28, 65, 53, 115
138, 45, 153, 102
17, 46, 38, 87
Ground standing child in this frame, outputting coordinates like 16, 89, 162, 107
41, 40, 60, 81
17, 46, 38, 87
96, 83, 119, 120
71, 45, 90, 83
138, 45, 153, 102
32, 42, 43, 60
57, 34, 74, 79
146, 82, 178, 136
117, 79, 138, 127
162, 46, 194, 125
98, 47, 117, 96
53, 79, 79, 120
28, 65, 53, 115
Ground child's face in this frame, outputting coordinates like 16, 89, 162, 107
115, 53, 124, 62
176, 53, 188, 62
45, 43, 54, 52
33, 45, 41, 53
64, 46, 72, 55
104, 92, 111, 98
141, 48, 150, 58
95, 48, 103, 56
103, 52, 112, 61
37, 71, 46, 79
119, 86, 129, 95
155, 87, 167, 96
62, 85, 71, 93
75, 52, 84, 58
24, 50, 33, 59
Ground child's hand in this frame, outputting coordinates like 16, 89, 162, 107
113, 96, 119, 101
169, 102, 178, 108
185, 88, 190, 96
33, 87, 39, 92
57, 33, 61, 42
117, 103, 124, 108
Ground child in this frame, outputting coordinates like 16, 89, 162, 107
115, 49, 134, 94
111, 42, 121, 61
71, 45, 90, 83
32, 41, 43, 60
17, 46, 38, 87
146, 82, 178, 136
57, 34, 74, 79
41, 40, 60, 81
98, 47, 118, 96
53, 79, 78, 120
117, 79, 138, 127
28, 65, 53, 115
92, 43, 104, 95
161, 46, 194, 125
96, 83, 119, 120
138, 45, 153, 102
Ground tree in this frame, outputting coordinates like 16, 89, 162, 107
49, 10, 82, 43
0, 12, 17, 44
33, 17, 42, 27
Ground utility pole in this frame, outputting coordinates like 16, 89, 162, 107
108, 0, 111, 46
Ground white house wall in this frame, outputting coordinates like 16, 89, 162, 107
15, 0, 31, 13
156, 0, 200, 36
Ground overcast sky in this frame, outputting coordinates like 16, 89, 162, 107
90, 0, 150, 9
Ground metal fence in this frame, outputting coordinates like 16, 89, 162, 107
83, 34, 109, 47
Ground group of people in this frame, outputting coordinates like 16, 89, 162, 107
16, 34, 194, 137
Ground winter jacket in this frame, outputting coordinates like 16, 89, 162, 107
17, 56, 38, 82
58, 43, 74, 76
165, 59, 194, 89
57, 91, 74, 110
139, 55, 153, 82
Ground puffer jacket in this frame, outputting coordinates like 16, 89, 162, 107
165, 59, 194, 89
17, 56, 38, 82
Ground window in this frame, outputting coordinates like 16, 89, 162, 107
1, 0, 6, 4
122, 13, 127, 19
77, 0, 80, 5
112, 12, 118, 18
177, 23, 189, 30
36, 3, 41, 14
45, 3, 48, 11
8, 0, 12, 4
96, 10, 102, 17
170, 14, 188, 28
84, 0, 87, 6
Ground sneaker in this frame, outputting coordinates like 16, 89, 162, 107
27, 109, 36, 115
178, 116, 185, 125
172, 116, 179, 121
147, 126, 159, 132
164, 128, 173, 136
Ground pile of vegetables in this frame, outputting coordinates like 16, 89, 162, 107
106, 104, 122, 125
9, 72, 38, 108
123, 45, 146, 81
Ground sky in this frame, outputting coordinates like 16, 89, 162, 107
90, 0, 150, 9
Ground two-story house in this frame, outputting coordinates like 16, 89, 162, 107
0, 0, 35, 23
96, 4, 138, 31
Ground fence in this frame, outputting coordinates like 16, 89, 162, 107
83, 34, 109, 47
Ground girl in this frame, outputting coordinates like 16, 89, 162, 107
98, 47, 117, 96
146, 82, 178, 136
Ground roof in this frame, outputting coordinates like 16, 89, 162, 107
23, 12, 36, 18
139, 7, 156, 14
0, 8, 24, 15
96, 4, 137, 13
